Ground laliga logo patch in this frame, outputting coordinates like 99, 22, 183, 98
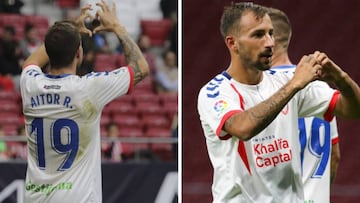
214, 100, 228, 112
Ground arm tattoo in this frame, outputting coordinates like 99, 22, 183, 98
118, 35, 144, 84
248, 84, 295, 134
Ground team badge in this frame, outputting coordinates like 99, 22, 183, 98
214, 100, 228, 112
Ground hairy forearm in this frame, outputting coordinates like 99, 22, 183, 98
333, 72, 360, 118
225, 81, 301, 140
22, 44, 49, 70
114, 27, 149, 84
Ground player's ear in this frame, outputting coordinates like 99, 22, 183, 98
225, 35, 238, 52
76, 46, 83, 59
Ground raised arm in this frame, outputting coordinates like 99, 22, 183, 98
93, 0, 149, 85
224, 53, 322, 140
317, 54, 360, 118
22, 44, 48, 70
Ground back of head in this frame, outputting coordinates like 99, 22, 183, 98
266, 7, 292, 52
220, 2, 267, 39
45, 21, 81, 69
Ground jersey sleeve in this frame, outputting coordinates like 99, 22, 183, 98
197, 83, 243, 139
20, 65, 43, 95
329, 117, 339, 145
84, 66, 134, 108
297, 81, 338, 122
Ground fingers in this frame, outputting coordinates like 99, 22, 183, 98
96, 0, 110, 13
93, 24, 105, 34
80, 4, 92, 15
111, 0, 116, 14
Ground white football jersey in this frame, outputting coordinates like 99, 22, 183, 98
272, 65, 339, 203
20, 65, 133, 203
197, 71, 338, 203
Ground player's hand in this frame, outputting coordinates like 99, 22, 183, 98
93, 0, 125, 34
291, 51, 322, 89
316, 53, 345, 84
75, 4, 94, 37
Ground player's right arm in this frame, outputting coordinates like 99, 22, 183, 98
224, 53, 322, 140
93, 0, 149, 85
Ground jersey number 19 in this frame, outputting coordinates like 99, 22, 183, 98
31, 118, 79, 171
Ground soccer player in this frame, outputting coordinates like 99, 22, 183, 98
268, 7, 340, 203
20, 1, 149, 202
197, 2, 360, 202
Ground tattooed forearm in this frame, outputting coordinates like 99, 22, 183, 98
249, 83, 296, 135
225, 83, 299, 140
117, 34, 147, 84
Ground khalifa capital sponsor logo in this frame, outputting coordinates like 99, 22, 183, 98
214, 100, 228, 113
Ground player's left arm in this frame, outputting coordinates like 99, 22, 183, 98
316, 52, 360, 118
22, 4, 93, 70
330, 142, 340, 185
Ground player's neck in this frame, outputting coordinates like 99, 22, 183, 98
226, 61, 263, 85
271, 52, 292, 67
48, 65, 76, 75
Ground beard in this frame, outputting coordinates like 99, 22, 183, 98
239, 53, 272, 71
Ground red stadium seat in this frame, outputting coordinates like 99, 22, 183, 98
94, 54, 118, 72
131, 76, 156, 94
113, 115, 143, 129
0, 91, 18, 101
0, 101, 20, 113
140, 19, 173, 46
0, 14, 26, 40
106, 101, 137, 117
132, 92, 160, 105
115, 54, 126, 67
145, 127, 172, 138
118, 127, 144, 137
0, 114, 23, 125
159, 92, 178, 105
142, 115, 171, 130
56, 0, 80, 8
162, 101, 178, 119
100, 114, 111, 126
2, 124, 18, 136
136, 101, 165, 117
26, 15, 49, 28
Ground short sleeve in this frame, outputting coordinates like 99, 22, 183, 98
84, 66, 134, 108
20, 65, 43, 94
297, 81, 338, 121
329, 117, 339, 144
197, 83, 243, 139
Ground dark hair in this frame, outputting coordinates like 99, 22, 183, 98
24, 23, 35, 33
266, 7, 292, 51
4, 26, 15, 35
220, 2, 267, 39
45, 21, 81, 69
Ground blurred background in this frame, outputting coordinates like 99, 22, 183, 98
183, 0, 360, 203
0, 0, 178, 202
